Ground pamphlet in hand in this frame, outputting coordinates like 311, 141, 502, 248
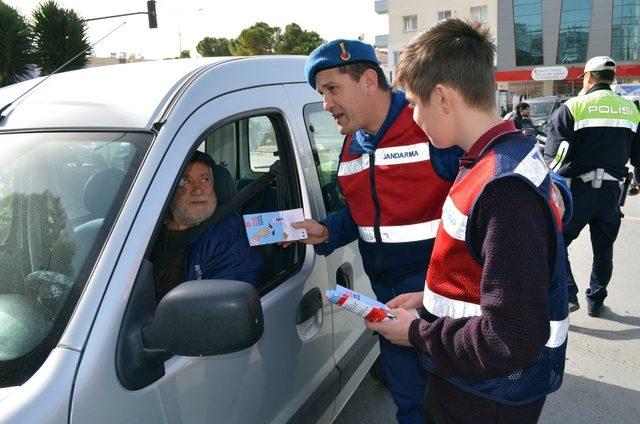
325, 284, 395, 322
243, 208, 308, 246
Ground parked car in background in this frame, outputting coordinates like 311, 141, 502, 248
504, 95, 569, 148
625, 96, 640, 111
612, 83, 640, 111
504, 96, 569, 128
0, 57, 378, 424
611, 83, 640, 97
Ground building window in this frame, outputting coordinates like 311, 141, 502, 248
513, 0, 543, 66
437, 10, 451, 21
556, 0, 592, 64
393, 50, 401, 67
612, 0, 640, 61
403, 15, 418, 32
470, 6, 488, 22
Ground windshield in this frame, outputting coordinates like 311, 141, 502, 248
0, 131, 150, 387
528, 100, 556, 118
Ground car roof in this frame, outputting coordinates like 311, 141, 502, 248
0, 56, 307, 132
526, 96, 567, 103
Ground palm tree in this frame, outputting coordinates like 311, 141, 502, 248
0, 3, 33, 87
30, 1, 90, 75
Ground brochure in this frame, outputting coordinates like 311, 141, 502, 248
243, 208, 308, 246
325, 284, 395, 322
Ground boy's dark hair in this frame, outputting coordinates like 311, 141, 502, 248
516, 102, 530, 112
590, 70, 615, 84
338, 62, 391, 91
395, 19, 496, 111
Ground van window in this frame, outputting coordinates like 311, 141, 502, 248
0, 132, 149, 388
151, 112, 303, 299
248, 116, 279, 172
303, 102, 347, 214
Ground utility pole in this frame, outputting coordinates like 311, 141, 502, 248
84, 1, 158, 29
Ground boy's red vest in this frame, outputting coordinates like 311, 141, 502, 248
420, 132, 569, 404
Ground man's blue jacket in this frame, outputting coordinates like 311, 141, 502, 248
185, 212, 263, 288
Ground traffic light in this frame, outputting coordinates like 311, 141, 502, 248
147, 1, 157, 28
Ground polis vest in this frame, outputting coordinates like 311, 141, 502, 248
550, 88, 640, 179
422, 132, 569, 404
337, 107, 452, 245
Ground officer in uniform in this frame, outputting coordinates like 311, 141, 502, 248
294, 39, 462, 424
544, 56, 640, 317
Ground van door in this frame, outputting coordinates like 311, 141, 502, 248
70, 85, 338, 423
284, 83, 380, 411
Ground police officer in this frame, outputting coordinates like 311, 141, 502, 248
291, 39, 462, 424
544, 56, 640, 317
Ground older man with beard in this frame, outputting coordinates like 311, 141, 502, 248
151, 151, 263, 300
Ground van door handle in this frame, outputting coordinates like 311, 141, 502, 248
336, 265, 352, 289
296, 287, 323, 324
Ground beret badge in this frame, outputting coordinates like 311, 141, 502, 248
339, 42, 351, 61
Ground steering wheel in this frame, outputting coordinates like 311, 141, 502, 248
24, 270, 74, 320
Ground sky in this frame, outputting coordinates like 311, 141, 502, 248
6, 0, 388, 59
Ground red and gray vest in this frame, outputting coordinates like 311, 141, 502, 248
422, 132, 569, 404
337, 107, 453, 282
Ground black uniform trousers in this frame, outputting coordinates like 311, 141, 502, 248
563, 178, 622, 307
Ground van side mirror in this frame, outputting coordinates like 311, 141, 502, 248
143, 280, 263, 356
116, 260, 263, 390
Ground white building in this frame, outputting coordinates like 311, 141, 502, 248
374, 0, 498, 80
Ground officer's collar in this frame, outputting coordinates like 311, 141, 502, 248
586, 83, 612, 95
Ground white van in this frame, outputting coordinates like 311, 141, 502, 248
0, 57, 378, 423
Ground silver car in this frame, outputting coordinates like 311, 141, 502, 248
0, 57, 378, 423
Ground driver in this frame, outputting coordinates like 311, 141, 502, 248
151, 151, 262, 300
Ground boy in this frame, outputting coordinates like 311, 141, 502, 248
366, 19, 569, 423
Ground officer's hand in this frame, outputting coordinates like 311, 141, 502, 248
365, 308, 416, 347
629, 182, 639, 196
386, 292, 423, 310
280, 219, 329, 247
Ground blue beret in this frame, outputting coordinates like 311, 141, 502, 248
305, 39, 380, 89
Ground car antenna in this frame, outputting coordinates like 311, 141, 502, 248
0, 21, 128, 123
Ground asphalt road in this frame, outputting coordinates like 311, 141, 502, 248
335, 193, 640, 423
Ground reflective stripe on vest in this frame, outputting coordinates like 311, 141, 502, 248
441, 196, 468, 241
358, 219, 440, 243
338, 142, 430, 176
441, 145, 549, 242
423, 286, 569, 348
574, 118, 638, 132
422, 283, 481, 318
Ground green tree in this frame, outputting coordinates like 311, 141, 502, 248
229, 22, 280, 55
180, 49, 191, 58
0, 3, 32, 87
275, 23, 324, 55
30, 1, 90, 75
196, 36, 231, 57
